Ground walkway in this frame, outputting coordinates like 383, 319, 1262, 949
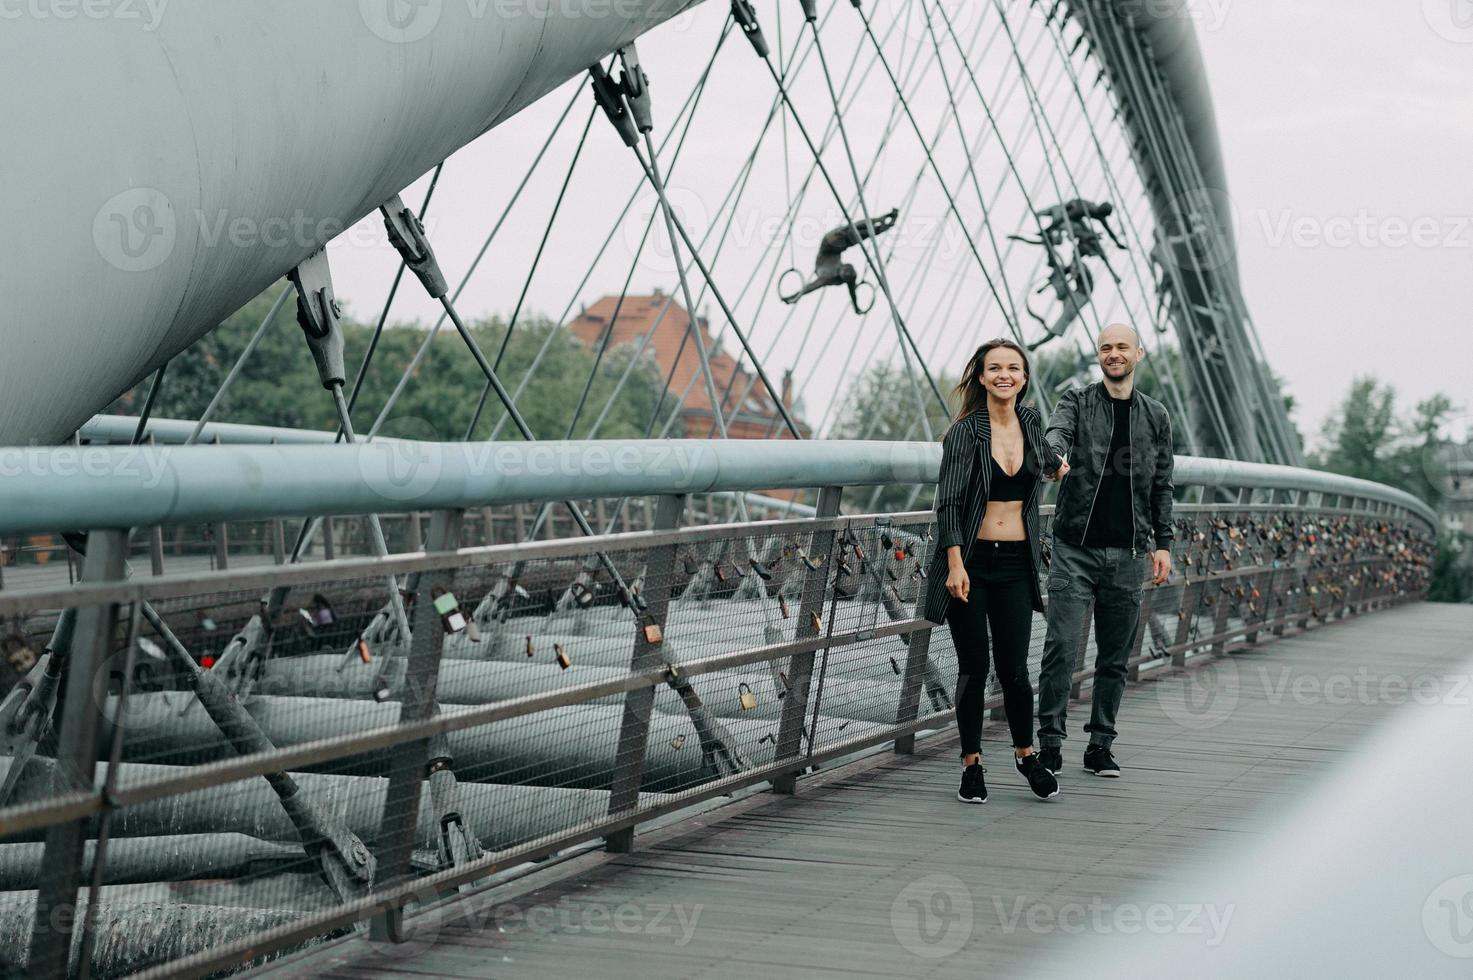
257, 602, 1473, 978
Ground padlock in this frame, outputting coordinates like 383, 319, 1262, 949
554, 643, 571, 669
642, 619, 663, 645
800, 551, 821, 571
778, 595, 791, 619
670, 734, 687, 750
465, 617, 482, 643
2, 636, 36, 674
432, 585, 466, 634
357, 637, 372, 663
525, 634, 535, 657
738, 682, 757, 710
714, 563, 728, 583
372, 674, 391, 702
880, 532, 894, 550
808, 611, 822, 632
569, 581, 595, 607
889, 656, 901, 675
749, 559, 772, 581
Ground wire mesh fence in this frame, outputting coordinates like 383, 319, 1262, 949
0, 486, 1435, 977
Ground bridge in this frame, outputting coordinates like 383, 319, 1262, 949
1, 1, 1466, 977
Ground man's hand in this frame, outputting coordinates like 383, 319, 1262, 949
1150, 548, 1172, 586
1049, 453, 1070, 482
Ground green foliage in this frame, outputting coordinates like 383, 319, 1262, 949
1429, 539, 1473, 603
1312, 377, 1469, 603
107, 285, 674, 442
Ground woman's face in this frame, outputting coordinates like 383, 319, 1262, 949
981, 348, 1026, 404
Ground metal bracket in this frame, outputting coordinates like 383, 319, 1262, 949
731, 0, 769, 57
286, 248, 346, 388
381, 193, 448, 299
589, 62, 639, 147
616, 43, 653, 135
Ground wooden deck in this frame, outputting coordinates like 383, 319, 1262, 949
256, 601, 1473, 979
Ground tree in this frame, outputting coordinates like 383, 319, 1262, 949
107, 285, 673, 441
1312, 378, 1469, 603
1314, 377, 1397, 484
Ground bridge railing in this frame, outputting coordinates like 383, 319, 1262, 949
0, 440, 1436, 978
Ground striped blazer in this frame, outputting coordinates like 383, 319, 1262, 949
921, 404, 1064, 625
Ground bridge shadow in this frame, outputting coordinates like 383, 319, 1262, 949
256, 602, 1473, 978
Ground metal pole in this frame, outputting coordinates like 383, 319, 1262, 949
605, 493, 685, 853
772, 487, 842, 791
372, 509, 463, 942
26, 529, 128, 978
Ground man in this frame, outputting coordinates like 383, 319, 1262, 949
1036, 322, 1174, 778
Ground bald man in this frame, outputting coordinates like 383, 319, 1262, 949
1036, 323, 1175, 778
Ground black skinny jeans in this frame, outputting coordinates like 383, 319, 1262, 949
944, 539, 1036, 754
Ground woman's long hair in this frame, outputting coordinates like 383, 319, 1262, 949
953, 338, 1031, 420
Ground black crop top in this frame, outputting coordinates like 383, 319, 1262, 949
988, 437, 1037, 502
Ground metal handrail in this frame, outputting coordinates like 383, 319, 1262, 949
0, 438, 1438, 535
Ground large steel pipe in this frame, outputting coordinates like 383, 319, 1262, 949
0, 0, 699, 445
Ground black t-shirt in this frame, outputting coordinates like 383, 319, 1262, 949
1082, 393, 1134, 547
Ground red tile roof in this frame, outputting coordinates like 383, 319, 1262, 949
569, 291, 810, 439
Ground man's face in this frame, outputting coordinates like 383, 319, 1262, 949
1097, 324, 1143, 380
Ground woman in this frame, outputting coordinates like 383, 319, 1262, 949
922, 338, 1069, 804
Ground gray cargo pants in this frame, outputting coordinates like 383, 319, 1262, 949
1036, 539, 1148, 749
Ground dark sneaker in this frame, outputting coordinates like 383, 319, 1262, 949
957, 763, 988, 804
1038, 745, 1062, 775
1083, 745, 1121, 777
1015, 754, 1060, 800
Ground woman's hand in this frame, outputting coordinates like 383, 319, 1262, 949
946, 563, 971, 603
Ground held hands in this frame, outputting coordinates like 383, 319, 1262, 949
1151, 548, 1172, 586
1048, 453, 1071, 482
946, 548, 970, 603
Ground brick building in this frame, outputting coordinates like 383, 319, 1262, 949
568, 290, 811, 440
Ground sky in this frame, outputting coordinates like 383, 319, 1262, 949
324, 0, 1473, 450
1190, 0, 1473, 446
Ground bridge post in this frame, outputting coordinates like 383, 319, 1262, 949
371, 508, 462, 943
26, 528, 128, 978
895, 519, 952, 756
605, 493, 686, 853
772, 487, 843, 791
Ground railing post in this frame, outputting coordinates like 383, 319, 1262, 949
27, 529, 128, 978
213, 520, 229, 570
772, 487, 842, 789
1246, 566, 1277, 644
1172, 577, 1202, 667
322, 516, 336, 561
371, 508, 463, 942
148, 524, 165, 576
895, 519, 951, 755
605, 493, 685, 853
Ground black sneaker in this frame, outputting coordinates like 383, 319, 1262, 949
957, 763, 988, 804
1083, 744, 1121, 777
1015, 754, 1060, 800
1038, 745, 1062, 775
